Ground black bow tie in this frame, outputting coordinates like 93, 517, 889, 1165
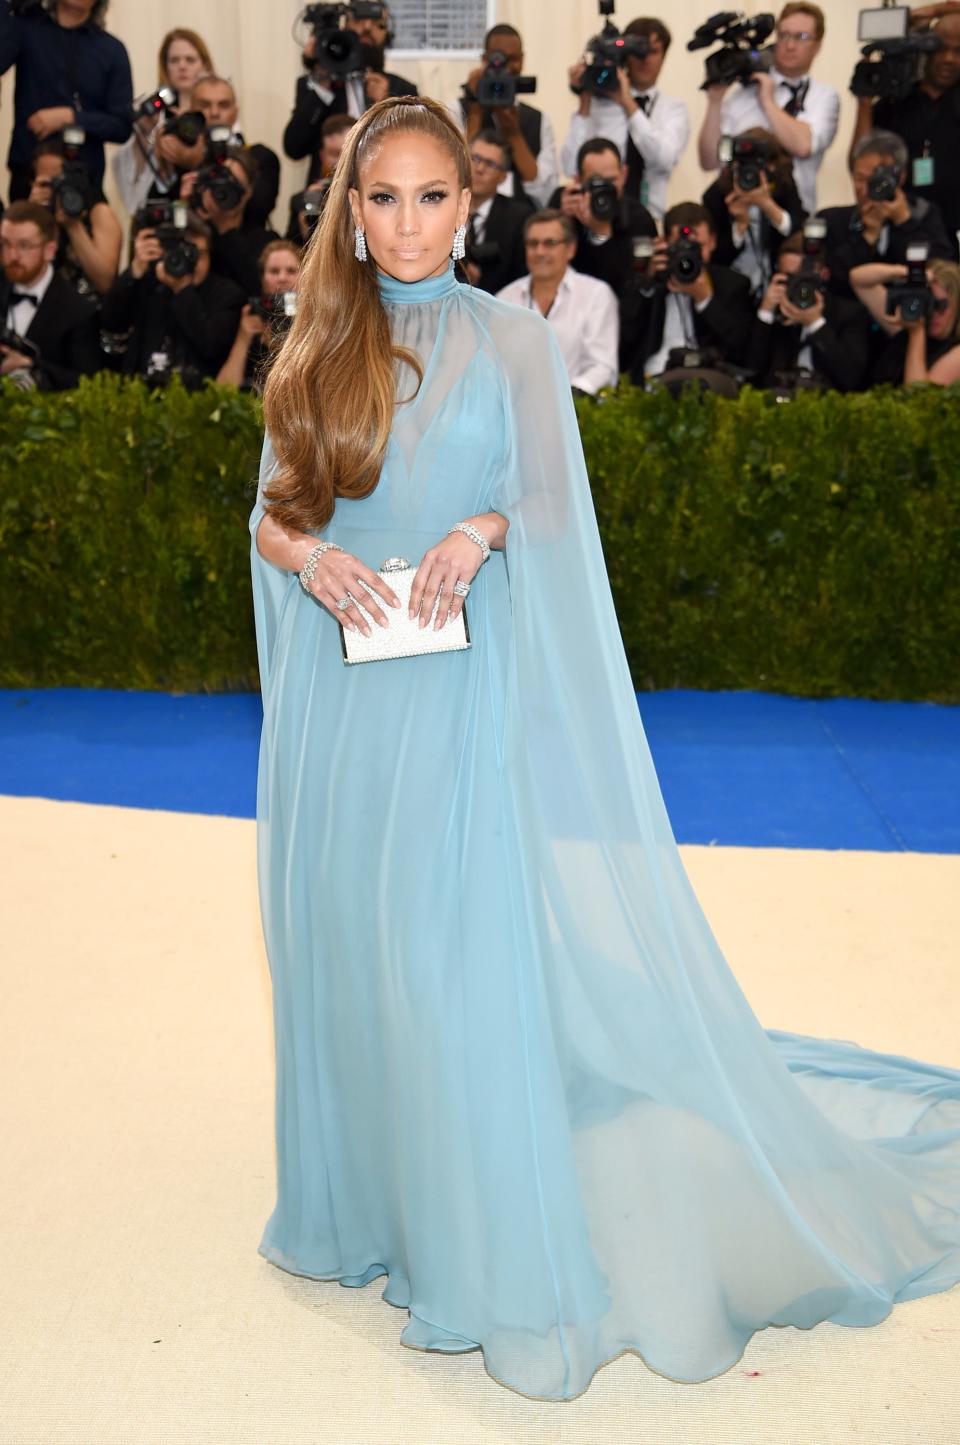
9, 290, 39, 306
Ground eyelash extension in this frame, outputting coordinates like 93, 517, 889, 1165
369, 190, 450, 204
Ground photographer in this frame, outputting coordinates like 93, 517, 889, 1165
496, 210, 619, 396
702, 127, 807, 298
455, 24, 557, 208
217, 239, 300, 391
181, 149, 279, 298
0, 0, 132, 201
30, 134, 121, 295
0, 200, 101, 388
550, 137, 656, 301
186, 76, 280, 230
850, 10, 960, 248
561, 16, 689, 222
283, 1, 417, 179
697, 4, 839, 215
622, 201, 755, 383
747, 230, 871, 390
286, 114, 353, 242
850, 254, 960, 383
819, 130, 953, 299
112, 28, 214, 218
463, 131, 532, 295
99, 209, 244, 386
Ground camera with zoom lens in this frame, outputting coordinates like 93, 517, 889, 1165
851, 29, 941, 103
50, 127, 94, 220
718, 133, 773, 191
134, 198, 199, 279
294, 179, 332, 236
867, 162, 900, 202
884, 243, 937, 322
302, 2, 386, 80
248, 292, 299, 333
687, 11, 775, 90
194, 127, 246, 213
665, 226, 703, 285
579, 0, 650, 98
134, 87, 207, 146
472, 49, 537, 108
784, 218, 827, 311
579, 174, 619, 222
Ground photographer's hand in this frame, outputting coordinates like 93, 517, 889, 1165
131, 228, 164, 281
0, 346, 34, 375
27, 106, 75, 139
668, 269, 714, 304
753, 171, 787, 230
568, 59, 591, 115
725, 183, 751, 231
155, 133, 206, 171
238, 305, 268, 342
880, 188, 912, 228
760, 273, 788, 316
615, 68, 638, 115
781, 293, 824, 327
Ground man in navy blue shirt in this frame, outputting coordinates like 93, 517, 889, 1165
0, 0, 132, 201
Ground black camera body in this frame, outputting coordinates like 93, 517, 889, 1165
194, 128, 245, 213
0, 324, 39, 364
302, 3, 384, 80
580, 2, 650, 98
884, 244, 934, 323
473, 50, 537, 107
580, 174, 619, 222
135, 87, 206, 146
720, 133, 774, 191
867, 162, 900, 203
134, 199, 200, 279
294, 179, 333, 236
165, 110, 207, 146
8, 0, 44, 14
666, 226, 703, 285
688, 11, 776, 90
50, 127, 94, 220
850, 33, 941, 103
248, 292, 298, 333
784, 219, 827, 311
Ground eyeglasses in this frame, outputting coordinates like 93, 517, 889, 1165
470, 154, 505, 172
777, 29, 816, 42
1, 237, 45, 253
526, 237, 566, 249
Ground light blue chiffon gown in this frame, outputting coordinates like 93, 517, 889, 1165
249, 263, 960, 1401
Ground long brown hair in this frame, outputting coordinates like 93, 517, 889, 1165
261, 96, 471, 533
157, 29, 214, 88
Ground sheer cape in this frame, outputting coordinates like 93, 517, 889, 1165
249, 263, 960, 1401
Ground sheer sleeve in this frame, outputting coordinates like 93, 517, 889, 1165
248, 433, 297, 696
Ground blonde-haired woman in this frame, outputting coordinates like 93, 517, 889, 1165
251, 95, 960, 1402
850, 257, 960, 385
112, 28, 213, 218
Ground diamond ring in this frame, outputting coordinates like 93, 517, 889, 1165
334, 596, 350, 611
453, 580, 470, 598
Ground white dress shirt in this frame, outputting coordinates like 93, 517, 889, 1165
717, 69, 839, 216
644, 291, 713, 378
730, 204, 794, 295
496, 267, 619, 394
6, 262, 54, 339
560, 88, 690, 222
310, 73, 368, 120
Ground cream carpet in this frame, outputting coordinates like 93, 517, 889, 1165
1, 795, 958, 1445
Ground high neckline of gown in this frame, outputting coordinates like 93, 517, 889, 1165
377, 263, 459, 305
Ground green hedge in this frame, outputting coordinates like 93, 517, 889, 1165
1, 372, 958, 700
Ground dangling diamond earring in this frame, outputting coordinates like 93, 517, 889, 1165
354, 226, 367, 263
451, 223, 466, 262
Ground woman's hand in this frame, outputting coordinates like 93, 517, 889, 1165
410, 532, 486, 631
301, 545, 401, 636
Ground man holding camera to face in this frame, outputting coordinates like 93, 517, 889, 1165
99, 205, 244, 387
698, 4, 839, 216
180, 147, 279, 298
621, 202, 755, 384
283, 1, 416, 178
0, 0, 132, 202
0, 199, 101, 388
456, 23, 558, 209
747, 226, 872, 390
28, 132, 121, 297
818, 129, 953, 299
550, 137, 656, 302
561, 15, 689, 223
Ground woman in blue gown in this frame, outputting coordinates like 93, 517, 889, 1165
249, 96, 960, 1402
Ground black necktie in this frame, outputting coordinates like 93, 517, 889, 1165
9, 291, 38, 306
634, 94, 651, 115
782, 81, 808, 117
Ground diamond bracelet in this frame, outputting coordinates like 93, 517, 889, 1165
298, 539, 342, 592
447, 521, 491, 564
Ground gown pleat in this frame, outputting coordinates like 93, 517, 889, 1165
249, 264, 960, 1401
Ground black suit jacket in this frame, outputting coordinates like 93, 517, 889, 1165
470, 193, 532, 294
546, 188, 657, 300
745, 292, 871, 392
283, 71, 418, 181
0, 274, 102, 390
819, 197, 954, 301
623, 264, 755, 381
244, 143, 281, 229
99, 267, 245, 380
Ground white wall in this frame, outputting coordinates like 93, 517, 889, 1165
0, 0, 872, 229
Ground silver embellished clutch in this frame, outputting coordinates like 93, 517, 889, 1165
340, 557, 471, 665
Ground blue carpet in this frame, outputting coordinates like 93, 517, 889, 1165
1, 688, 957, 853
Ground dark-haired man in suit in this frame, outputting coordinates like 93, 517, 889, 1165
283, 1, 417, 174
463, 130, 532, 294
622, 202, 755, 382
0, 200, 101, 390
